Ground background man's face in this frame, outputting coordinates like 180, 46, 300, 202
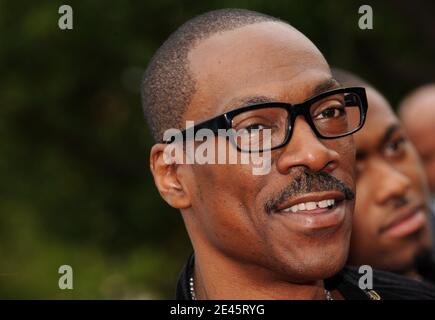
180, 22, 356, 282
349, 87, 432, 273
400, 89, 435, 193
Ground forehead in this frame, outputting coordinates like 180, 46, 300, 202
402, 89, 435, 135
402, 91, 435, 155
404, 89, 435, 117
353, 87, 399, 150
184, 21, 331, 122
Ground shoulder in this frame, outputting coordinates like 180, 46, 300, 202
342, 266, 435, 300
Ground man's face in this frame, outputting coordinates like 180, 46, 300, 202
401, 90, 435, 193
349, 87, 432, 273
174, 22, 357, 282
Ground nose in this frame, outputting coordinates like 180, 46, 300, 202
373, 160, 412, 206
276, 117, 340, 174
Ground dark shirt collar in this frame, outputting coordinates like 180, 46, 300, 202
175, 252, 371, 300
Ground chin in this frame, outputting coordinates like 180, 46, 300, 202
300, 228, 352, 281
272, 240, 350, 283
267, 217, 352, 283
299, 249, 348, 282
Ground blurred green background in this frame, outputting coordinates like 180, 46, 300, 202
0, 0, 434, 299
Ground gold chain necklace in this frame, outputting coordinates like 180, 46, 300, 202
189, 277, 334, 300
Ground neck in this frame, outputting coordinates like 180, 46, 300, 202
192, 248, 327, 300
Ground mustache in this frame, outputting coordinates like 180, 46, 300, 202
265, 169, 355, 214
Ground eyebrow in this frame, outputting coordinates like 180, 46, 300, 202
379, 124, 400, 148
312, 78, 341, 97
223, 78, 341, 112
356, 124, 401, 160
224, 95, 275, 112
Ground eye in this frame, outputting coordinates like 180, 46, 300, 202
233, 117, 276, 133
245, 123, 269, 131
385, 136, 406, 157
314, 105, 346, 120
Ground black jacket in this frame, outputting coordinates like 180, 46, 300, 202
176, 253, 435, 300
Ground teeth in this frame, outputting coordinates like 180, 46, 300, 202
280, 199, 336, 213
327, 199, 335, 206
306, 202, 316, 210
318, 200, 329, 208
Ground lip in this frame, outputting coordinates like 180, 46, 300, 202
380, 205, 427, 238
274, 191, 346, 213
274, 199, 347, 231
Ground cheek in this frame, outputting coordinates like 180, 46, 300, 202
401, 150, 430, 194
425, 160, 435, 185
192, 163, 254, 210
354, 177, 379, 237
189, 163, 266, 248
325, 137, 356, 185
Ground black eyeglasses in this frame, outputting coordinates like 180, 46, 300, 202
166, 87, 368, 153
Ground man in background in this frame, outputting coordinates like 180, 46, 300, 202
332, 69, 435, 284
399, 85, 435, 211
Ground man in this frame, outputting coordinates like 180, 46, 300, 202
142, 9, 435, 299
399, 85, 435, 207
332, 69, 435, 283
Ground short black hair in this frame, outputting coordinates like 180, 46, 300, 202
141, 8, 284, 142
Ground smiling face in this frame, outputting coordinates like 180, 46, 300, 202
348, 87, 432, 274
151, 21, 357, 284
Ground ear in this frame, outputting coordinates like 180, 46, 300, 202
150, 143, 191, 209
